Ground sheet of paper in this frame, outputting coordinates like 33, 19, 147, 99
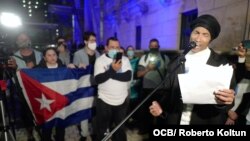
178, 64, 233, 104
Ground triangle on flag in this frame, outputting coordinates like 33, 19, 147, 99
19, 71, 69, 125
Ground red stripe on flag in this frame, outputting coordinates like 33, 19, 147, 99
0, 80, 7, 91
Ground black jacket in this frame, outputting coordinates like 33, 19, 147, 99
235, 61, 250, 83
235, 60, 250, 119
159, 49, 235, 124
235, 92, 250, 117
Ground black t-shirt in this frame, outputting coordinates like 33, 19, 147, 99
88, 53, 96, 66
22, 51, 36, 65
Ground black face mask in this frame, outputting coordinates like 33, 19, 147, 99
150, 48, 159, 53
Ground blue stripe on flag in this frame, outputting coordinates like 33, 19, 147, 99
21, 66, 93, 83
42, 108, 92, 128
65, 87, 95, 104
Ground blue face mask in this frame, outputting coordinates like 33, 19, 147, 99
127, 50, 134, 58
108, 49, 118, 59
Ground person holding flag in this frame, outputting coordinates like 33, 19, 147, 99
35, 47, 75, 141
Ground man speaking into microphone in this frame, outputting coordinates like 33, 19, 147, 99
149, 14, 235, 125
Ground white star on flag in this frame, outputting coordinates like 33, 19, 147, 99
35, 94, 55, 112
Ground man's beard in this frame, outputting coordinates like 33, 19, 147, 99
17, 40, 31, 48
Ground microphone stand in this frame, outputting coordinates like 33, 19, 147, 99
0, 67, 16, 141
101, 47, 192, 141
4, 69, 42, 139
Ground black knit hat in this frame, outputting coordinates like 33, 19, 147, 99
190, 14, 221, 40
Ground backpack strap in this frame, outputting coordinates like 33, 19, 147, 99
144, 53, 149, 62
13, 54, 25, 61
160, 53, 165, 62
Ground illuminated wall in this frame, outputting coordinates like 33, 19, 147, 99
101, 0, 249, 52
83, 0, 101, 44
102, 0, 192, 51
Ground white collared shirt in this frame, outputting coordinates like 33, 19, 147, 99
180, 47, 211, 125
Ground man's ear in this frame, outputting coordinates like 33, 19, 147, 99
105, 46, 108, 52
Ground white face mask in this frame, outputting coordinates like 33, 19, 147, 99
88, 42, 97, 50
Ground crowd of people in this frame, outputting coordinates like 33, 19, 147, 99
1, 14, 249, 141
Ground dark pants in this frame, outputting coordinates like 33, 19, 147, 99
190, 111, 227, 124
137, 89, 165, 133
95, 98, 128, 141
41, 127, 65, 141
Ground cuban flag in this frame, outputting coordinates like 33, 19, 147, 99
16, 67, 95, 128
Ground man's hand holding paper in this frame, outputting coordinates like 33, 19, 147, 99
214, 88, 235, 104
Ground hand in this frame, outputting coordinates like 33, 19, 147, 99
236, 43, 247, 58
225, 110, 237, 125
7, 57, 17, 69
112, 59, 122, 71
228, 110, 238, 120
149, 101, 163, 117
214, 89, 235, 104
225, 117, 235, 125
67, 64, 76, 68
78, 63, 87, 69
26, 61, 35, 68
147, 63, 156, 71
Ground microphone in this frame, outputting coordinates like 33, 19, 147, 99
232, 47, 238, 51
183, 41, 197, 55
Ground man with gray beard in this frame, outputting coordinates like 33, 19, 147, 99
8, 32, 42, 141
8, 32, 42, 69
